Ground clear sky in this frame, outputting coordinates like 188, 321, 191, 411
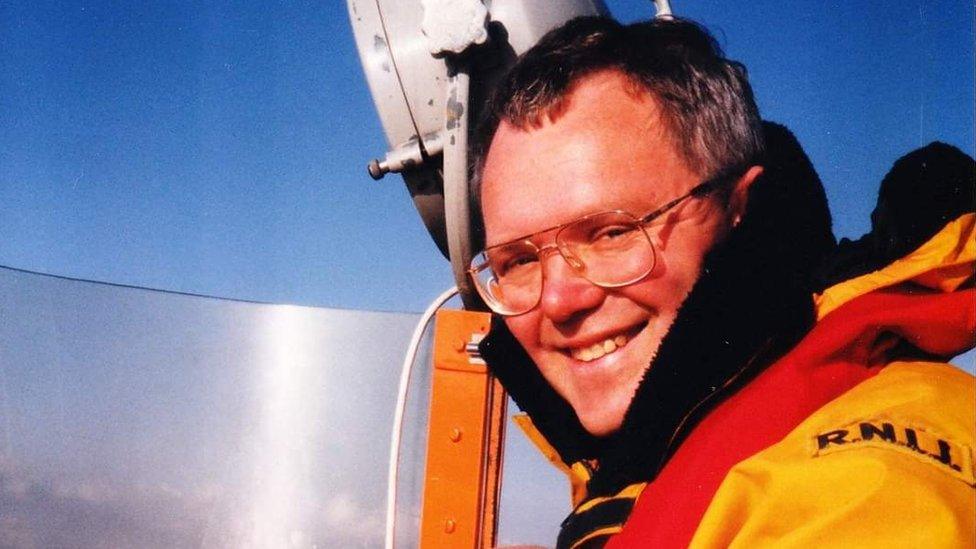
1, 1, 973, 313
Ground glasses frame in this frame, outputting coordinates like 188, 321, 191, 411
469, 177, 726, 316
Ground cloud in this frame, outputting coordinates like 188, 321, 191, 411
0, 460, 390, 548
320, 490, 386, 546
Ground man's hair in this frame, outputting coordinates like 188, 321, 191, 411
472, 16, 764, 185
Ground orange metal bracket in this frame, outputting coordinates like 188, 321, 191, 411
419, 309, 507, 548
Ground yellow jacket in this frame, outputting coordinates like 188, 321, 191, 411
690, 214, 975, 548
691, 360, 974, 548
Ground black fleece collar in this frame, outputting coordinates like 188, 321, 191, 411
479, 122, 835, 495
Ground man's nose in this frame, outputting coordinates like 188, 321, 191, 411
537, 251, 605, 324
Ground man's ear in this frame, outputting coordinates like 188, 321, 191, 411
729, 165, 763, 226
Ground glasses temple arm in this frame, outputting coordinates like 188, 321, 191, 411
638, 179, 720, 225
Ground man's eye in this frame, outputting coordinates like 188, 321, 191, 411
489, 250, 538, 278
590, 224, 637, 243
502, 254, 538, 274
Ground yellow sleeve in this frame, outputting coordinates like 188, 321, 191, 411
690, 362, 976, 549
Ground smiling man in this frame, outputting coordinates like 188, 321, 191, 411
479, 68, 759, 437
470, 16, 975, 549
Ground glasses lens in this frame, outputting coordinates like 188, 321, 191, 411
558, 212, 655, 287
470, 245, 542, 315
471, 213, 656, 315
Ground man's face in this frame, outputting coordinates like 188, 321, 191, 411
480, 71, 734, 436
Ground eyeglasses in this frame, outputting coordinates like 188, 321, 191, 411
468, 178, 724, 316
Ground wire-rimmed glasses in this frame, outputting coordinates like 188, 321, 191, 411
468, 178, 723, 316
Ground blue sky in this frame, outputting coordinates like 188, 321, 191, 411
1, 1, 973, 313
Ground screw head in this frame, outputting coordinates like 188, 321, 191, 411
444, 519, 456, 533
449, 428, 463, 442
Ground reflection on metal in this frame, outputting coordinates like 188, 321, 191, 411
248, 306, 327, 544
442, 68, 480, 307
0, 266, 418, 547
654, 0, 674, 19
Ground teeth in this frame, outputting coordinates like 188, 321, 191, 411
571, 334, 629, 362
588, 344, 606, 360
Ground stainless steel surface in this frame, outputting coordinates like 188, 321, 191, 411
0, 266, 419, 547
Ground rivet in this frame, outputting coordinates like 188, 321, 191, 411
449, 428, 463, 442
444, 519, 456, 533
454, 339, 466, 352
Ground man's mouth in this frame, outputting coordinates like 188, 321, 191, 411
570, 334, 630, 362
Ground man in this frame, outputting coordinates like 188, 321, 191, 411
469, 16, 975, 548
